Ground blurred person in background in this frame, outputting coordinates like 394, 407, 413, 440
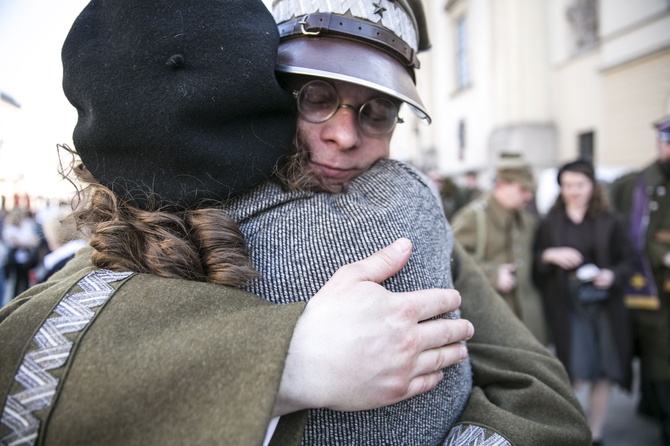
427, 170, 465, 220
0, 196, 7, 306
2, 206, 39, 298
452, 152, 548, 344
460, 169, 483, 205
610, 116, 670, 446
534, 159, 634, 446
38, 206, 87, 282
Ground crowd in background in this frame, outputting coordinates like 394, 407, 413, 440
427, 115, 670, 446
0, 194, 85, 307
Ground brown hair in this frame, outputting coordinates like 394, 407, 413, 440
61, 145, 257, 287
273, 132, 338, 193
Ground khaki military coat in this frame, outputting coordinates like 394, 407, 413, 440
0, 244, 590, 445
452, 194, 549, 344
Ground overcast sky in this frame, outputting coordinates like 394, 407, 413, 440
0, 0, 90, 200
0, 0, 275, 202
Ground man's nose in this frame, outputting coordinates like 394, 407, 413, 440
321, 106, 360, 150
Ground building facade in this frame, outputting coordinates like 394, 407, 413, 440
392, 0, 670, 189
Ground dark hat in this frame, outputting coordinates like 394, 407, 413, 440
62, 0, 296, 211
557, 159, 596, 185
272, 0, 432, 122
495, 152, 535, 190
654, 116, 670, 142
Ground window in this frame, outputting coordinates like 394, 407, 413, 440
566, 0, 599, 53
578, 131, 595, 161
455, 15, 470, 89
458, 119, 467, 160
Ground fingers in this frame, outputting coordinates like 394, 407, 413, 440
544, 247, 584, 269
402, 288, 462, 322
594, 269, 614, 288
554, 249, 583, 269
403, 371, 445, 400
396, 324, 472, 401
416, 341, 469, 373
402, 341, 470, 399
565, 249, 584, 267
340, 238, 413, 284
415, 317, 474, 351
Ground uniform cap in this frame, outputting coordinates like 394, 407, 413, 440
495, 152, 536, 190
272, 0, 431, 123
654, 116, 670, 142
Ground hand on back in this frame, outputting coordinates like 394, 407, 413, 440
273, 238, 474, 416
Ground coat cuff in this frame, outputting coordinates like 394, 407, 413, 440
445, 422, 513, 445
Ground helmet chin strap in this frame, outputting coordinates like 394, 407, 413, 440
278, 13, 420, 69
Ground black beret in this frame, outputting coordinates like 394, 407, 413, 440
557, 159, 596, 185
62, 0, 296, 210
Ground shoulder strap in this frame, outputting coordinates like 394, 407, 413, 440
473, 200, 487, 262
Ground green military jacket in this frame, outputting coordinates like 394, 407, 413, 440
610, 161, 670, 297
610, 161, 670, 382
451, 195, 549, 344
0, 244, 589, 445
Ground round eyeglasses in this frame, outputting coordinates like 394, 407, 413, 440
293, 80, 403, 137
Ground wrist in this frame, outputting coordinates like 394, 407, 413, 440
273, 311, 327, 417
541, 249, 553, 264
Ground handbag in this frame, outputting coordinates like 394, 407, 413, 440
7, 247, 39, 270
576, 281, 608, 304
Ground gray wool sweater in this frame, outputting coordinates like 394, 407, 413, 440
227, 158, 472, 445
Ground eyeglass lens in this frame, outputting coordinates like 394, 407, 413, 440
296, 80, 399, 136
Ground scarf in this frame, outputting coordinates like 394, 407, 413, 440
624, 176, 661, 310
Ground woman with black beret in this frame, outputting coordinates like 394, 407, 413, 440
0, 1, 472, 445
534, 159, 635, 445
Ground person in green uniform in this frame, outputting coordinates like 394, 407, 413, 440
610, 116, 670, 446
452, 152, 549, 344
263, 0, 588, 444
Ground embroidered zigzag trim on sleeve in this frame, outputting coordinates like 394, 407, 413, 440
0, 270, 132, 446
445, 423, 512, 446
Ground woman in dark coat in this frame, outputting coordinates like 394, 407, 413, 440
534, 159, 634, 446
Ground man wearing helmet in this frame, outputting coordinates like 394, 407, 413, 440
273, 0, 432, 193
253, 0, 591, 444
